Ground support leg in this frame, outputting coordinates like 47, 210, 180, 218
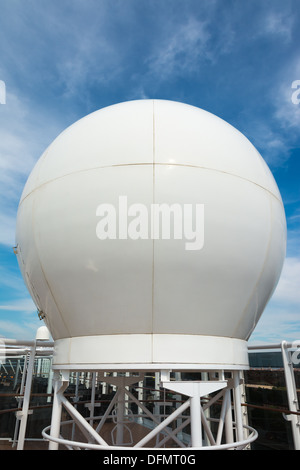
116, 383, 125, 445
233, 371, 244, 442
17, 345, 36, 450
49, 371, 69, 450
190, 394, 202, 447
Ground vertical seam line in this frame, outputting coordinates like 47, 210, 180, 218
151, 100, 155, 351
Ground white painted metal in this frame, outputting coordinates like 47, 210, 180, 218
35, 326, 50, 341
281, 341, 300, 450
52, 334, 249, 370
48, 371, 68, 450
233, 371, 244, 442
162, 380, 227, 447
42, 424, 258, 450
216, 388, 230, 445
188, 396, 202, 446
42, 369, 258, 450
162, 380, 227, 397
88, 372, 97, 426
133, 399, 191, 448
3, 335, 299, 450
224, 387, 234, 444
124, 386, 186, 448
15, 99, 286, 369
12, 352, 30, 447
60, 394, 109, 447
16, 344, 36, 450
97, 373, 142, 446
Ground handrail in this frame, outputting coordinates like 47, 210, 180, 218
41, 417, 258, 451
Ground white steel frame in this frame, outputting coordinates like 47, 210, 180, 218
1, 336, 299, 450
0, 337, 54, 450
248, 341, 300, 450
42, 368, 258, 450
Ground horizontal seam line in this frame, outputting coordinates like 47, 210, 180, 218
19, 162, 283, 206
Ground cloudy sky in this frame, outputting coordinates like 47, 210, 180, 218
0, 0, 299, 342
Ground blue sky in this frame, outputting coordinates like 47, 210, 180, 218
0, 0, 299, 343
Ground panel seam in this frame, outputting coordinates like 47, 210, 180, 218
151, 100, 155, 356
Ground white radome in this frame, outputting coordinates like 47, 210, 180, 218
15, 100, 286, 370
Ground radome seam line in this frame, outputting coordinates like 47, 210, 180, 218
19, 162, 283, 208
151, 100, 156, 353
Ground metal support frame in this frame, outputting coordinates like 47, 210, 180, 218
16, 344, 36, 450
42, 368, 258, 450
1, 336, 54, 450
281, 341, 300, 450
2, 336, 299, 450
248, 340, 300, 451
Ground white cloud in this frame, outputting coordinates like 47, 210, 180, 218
0, 91, 64, 247
0, 93, 37, 176
286, 228, 300, 258
272, 257, 300, 306
263, 11, 294, 43
250, 306, 300, 344
0, 298, 36, 313
245, 58, 300, 168
250, 256, 300, 344
57, 28, 123, 99
240, 117, 291, 168
0, 319, 39, 340
0, 212, 17, 247
146, 17, 211, 79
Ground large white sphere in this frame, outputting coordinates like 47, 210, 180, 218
15, 100, 286, 369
